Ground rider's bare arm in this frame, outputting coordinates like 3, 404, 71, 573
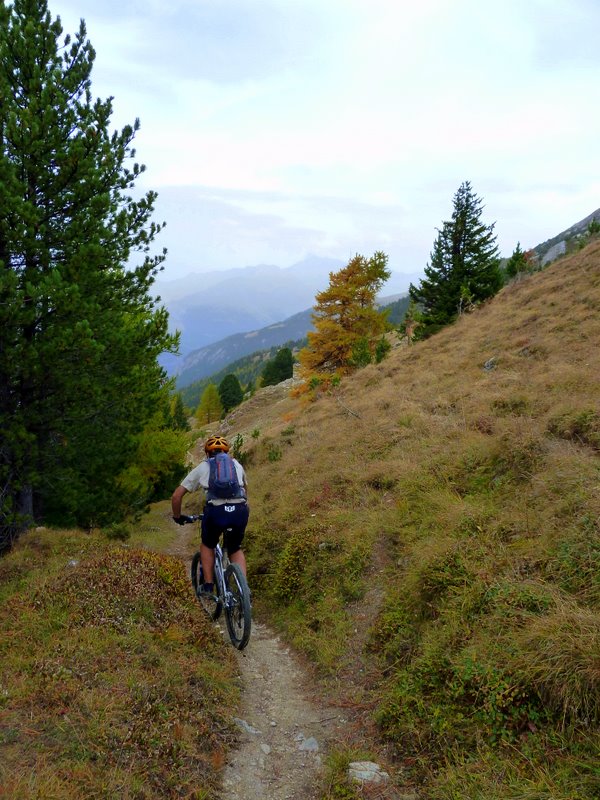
171, 485, 188, 519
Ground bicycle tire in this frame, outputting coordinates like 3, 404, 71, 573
224, 563, 252, 650
191, 551, 222, 621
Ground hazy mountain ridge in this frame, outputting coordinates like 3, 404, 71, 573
533, 206, 600, 265
175, 309, 314, 389
157, 255, 344, 361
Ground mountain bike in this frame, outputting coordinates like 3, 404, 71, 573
183, 514, 252, 650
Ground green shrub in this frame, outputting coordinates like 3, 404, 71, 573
268, 444, 282, 462
417, 545, 471, 615
103, 522, 131, 541
448, 655, 548, 742
271, 532, 315, 600
491, 397, 530, 415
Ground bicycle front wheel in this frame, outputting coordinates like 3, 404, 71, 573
224, 563, 252, 650
191, 551, 222, 621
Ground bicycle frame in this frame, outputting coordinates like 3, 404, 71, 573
186, 515, 252, 649
212, 541, 228, 605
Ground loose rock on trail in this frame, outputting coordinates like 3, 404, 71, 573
222, 620, 337, 800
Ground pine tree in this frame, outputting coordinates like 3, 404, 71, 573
195, 384, 222, 425
0, 1, 177, 541
218, 374, 243, 413
171, 394, 190, 431
409, 182, 502, 337
299, 252, 390, 378
261, 347, 294, 387
505, 241, 537, 280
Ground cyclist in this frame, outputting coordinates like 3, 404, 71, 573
171, 435, 249, 597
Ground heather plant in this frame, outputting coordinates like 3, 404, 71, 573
0, 529, 236, 798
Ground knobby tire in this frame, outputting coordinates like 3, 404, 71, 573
224, 563, 252, 650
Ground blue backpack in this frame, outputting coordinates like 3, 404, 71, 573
207, 452, 244, 500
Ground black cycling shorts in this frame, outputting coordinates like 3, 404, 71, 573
201, 502, 249, 554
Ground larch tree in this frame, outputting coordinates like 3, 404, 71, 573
0, 0, 178, 545
298, 251, 390, 379
409, 181, 502, 338
195, 384, 223, 426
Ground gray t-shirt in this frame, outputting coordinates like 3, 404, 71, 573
181, 457, 247, 505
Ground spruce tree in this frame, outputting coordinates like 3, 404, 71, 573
0, 1, 177, 541
505, 242, 532, 278
261, 347, 294, 387
218, 374, 243, 413
409, 182, 502, 337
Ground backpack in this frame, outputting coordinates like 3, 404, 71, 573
207, 452, 244, 500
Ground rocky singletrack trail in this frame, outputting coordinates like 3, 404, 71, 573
222, 620, 338, 800
163, 524, 341, 799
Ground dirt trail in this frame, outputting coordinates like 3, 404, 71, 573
222, 620, 340, 800
164, 525, 342, 799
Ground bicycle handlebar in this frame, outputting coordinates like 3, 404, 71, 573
183, 514, 203, 522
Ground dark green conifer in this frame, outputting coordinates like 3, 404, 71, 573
505, 242, 530, 278
171, 394, 190, 431
218, 374, 244, 413
410, 182, 502, 338
261, 347, 294, 387
0, 0, 177, 541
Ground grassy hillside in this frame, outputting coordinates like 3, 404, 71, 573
228, 239, 600, 797
0, 512, 237, 800
3, 241, 598, 799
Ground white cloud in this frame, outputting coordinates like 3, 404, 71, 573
48, 0, 600, 276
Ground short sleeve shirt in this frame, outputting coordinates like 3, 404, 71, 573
181, 457, 247, 505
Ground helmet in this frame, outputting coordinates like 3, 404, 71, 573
204, 435, 230, 454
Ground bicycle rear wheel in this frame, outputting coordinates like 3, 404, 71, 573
191, 551, 222, 621
224, 563, 252, 650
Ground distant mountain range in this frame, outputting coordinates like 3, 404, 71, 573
174, 308, 313, 388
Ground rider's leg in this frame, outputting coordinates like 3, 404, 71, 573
229, 548, 247, 576
224, 504, 249, 576
200, 509, 219, 588
200, 543, 215, 584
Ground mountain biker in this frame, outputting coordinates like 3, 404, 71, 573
171, 435, 249, 597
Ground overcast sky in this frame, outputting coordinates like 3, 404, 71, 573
49, 0, 600, 283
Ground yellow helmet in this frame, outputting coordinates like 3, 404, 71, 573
204, 435, 230, 454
